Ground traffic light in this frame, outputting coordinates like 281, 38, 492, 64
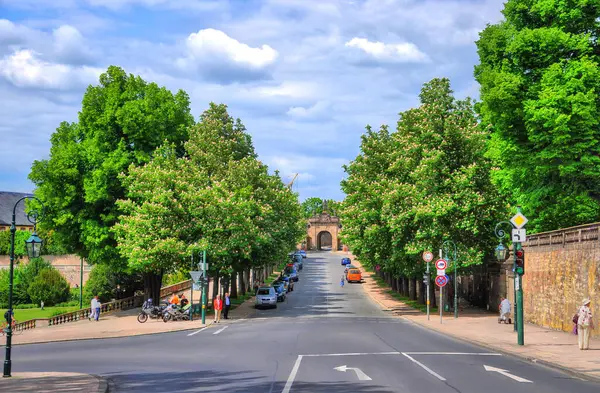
423, 272, 430, 285
515, 248, 525, 275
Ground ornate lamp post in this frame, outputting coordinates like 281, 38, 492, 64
442, 240, 458, 318
494, 221, 515, 332
3, 196, 44, 378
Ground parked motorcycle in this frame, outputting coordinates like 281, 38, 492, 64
162, 303, 191, 322
137, 299, 168, 323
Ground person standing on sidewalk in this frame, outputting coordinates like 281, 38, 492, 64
577, 298, 594, 350
95, 297, 102, 321
223, 292, 231, 320
213, 295, 223, 323
89, 296, 98, 321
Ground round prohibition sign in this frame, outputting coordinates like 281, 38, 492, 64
435, 275, 448, 287
435, 259, 447, 270
422, 251, 434, 263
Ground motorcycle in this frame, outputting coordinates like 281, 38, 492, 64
137, 299, 168, 323
162, 303, 191, 322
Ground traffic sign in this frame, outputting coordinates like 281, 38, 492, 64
437, 269, 446, 276
512, 229, 526, 242
375, 265, 381, 271
422, 251, 434, 263
190, 271, 203, 282
435, 275, 448, 287
435, 259, 447, 270
510, 212, 528, 229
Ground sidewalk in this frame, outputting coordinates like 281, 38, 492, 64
347, 254, 600, 382
0, 372, 107, 393
8, 293, 258, 345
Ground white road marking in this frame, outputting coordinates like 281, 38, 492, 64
282, 355, 303, 393
303, 351, 399, 357
402, 353, 446, 381
213, 326, 229, 335
187, 327, 208, 336
404, 352, 501, 356
484, 365, 533, 383
334, 365, 372, 381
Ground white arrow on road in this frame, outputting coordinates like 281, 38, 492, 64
334, 365, 372, 381
484, 365, 532, 383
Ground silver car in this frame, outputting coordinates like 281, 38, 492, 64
255, 287, 277, 309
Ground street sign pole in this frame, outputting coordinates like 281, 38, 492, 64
190, 253, 194, 322
510, 206, 527, 345
426, 260, 430, 321
201, 250, 207, 325
439, 249, 443, 324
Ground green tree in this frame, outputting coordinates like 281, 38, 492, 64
301, 197, 341, 218
114, 103, 304, 300
0, 230, 35, 258
475, 0, 600, 231
28, 268, 70, 306
29, 66, 194, 270
341, 78, 505, 298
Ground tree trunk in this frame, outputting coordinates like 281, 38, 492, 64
418, 281, 426, 304
143, 271, 163, 302
391, 276, 397, 291
230, 273, 238, 299
410, 278, 417, 300
403, 277, 410, 297
243, 269, 250, 294
212, 271, 220, 302
239, 271, 246, 295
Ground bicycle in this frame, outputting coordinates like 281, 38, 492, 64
0, 320, 23, 336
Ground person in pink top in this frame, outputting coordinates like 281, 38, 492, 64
577, 298, 594, 350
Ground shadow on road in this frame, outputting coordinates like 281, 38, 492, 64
109, 369, 395, 393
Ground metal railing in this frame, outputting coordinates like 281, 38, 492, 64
48, 295, 143, 326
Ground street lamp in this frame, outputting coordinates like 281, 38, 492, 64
442, 240, 458, 319
495, 243, 508, 262
4, 196, 44, 378
494, 220, 516, 332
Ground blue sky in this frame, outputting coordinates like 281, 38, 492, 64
0, 0, 505, 201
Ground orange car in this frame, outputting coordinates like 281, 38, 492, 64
346, 268, 362, 283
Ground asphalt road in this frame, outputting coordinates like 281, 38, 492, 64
10, 252, 600, 392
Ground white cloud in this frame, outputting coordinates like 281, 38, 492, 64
176, 28, 278, 83
287, 101, 329, 118
253, 81, 317, 99
0, 19, 38, 46
0, 49, 102, 90
345, 37, 429, 63
53, 25, 96, 64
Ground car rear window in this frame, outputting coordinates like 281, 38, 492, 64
349, 270, 360, 274
257, 289, 271, 295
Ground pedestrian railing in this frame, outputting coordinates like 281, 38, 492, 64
48, 295, 144, 326
160, 280, 192, 299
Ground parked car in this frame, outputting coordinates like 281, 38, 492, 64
341, 257, 351, 265
255, 287, 277, 309
285, 266, 299, 282
299, 250, 307, 258
280, 275, 294, 292
344, 264, 357, 276
347, 268, 362, 283
273, 283, 286, 302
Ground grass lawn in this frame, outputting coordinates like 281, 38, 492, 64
1, 307, 81, 322
371, 275, 439, 313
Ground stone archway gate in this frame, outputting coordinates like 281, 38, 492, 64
305, 213, 343, 251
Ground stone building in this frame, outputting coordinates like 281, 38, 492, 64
305, 213, 344, 251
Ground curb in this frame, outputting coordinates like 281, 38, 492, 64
403, 317, 600, 383
93, 375, 109, 393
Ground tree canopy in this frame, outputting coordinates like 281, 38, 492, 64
114, 103, 304, 300
301, 197, 341, 218
29, 66, 194, 267
475, 0, 600, 231
341, 78, 505, 277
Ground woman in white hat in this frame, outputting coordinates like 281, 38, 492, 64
577, 298, 594, 350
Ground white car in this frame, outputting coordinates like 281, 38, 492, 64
255, 287, 277, 309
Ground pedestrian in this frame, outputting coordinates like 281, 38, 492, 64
340, 275, 345, 288
89, 296, 98, 321
40, 300, 44, 310
169, 293, 180, 305
499, 297, 511, 323
223, 292, 231, 319
213, 294, 223, 323
95, 297, 102, 321
577, 298, 594, 350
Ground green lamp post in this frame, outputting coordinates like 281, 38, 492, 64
4, 196, 44, 378
494, 221, 516, 332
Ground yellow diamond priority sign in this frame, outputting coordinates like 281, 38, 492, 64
510, 212, 528, 229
